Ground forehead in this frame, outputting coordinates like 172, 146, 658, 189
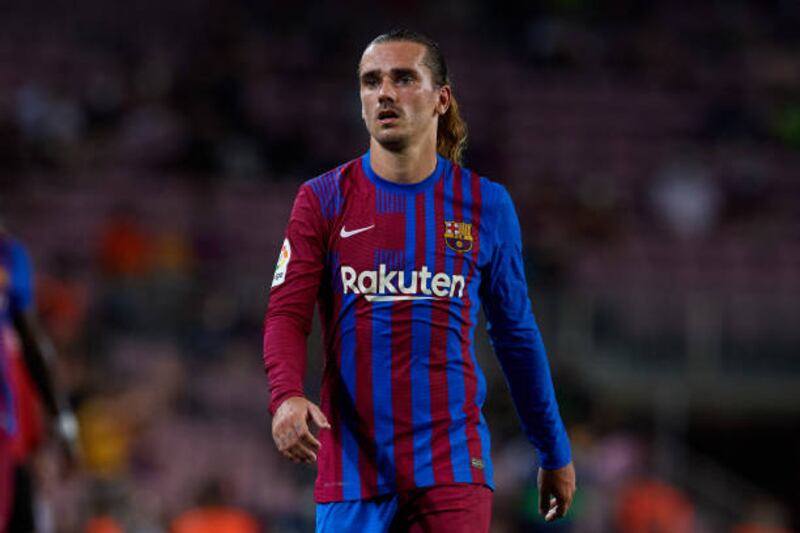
359, 41, 429, 75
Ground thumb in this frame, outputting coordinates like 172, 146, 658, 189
308, 403, 330, 429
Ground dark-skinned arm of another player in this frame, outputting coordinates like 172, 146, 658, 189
12, 309, 65, 420
263, 184, 327, 415
8, 242, 79, 459
479, 184, 571, 470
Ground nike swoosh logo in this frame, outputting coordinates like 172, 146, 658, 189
340, 224, 375, 238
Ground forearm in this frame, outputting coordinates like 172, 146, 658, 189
263, 312, 310, 415
12, 310, 63, 417
493, 327, 572, 470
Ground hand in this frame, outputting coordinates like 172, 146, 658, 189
53, 409, 81, 475
272, 396, 330, 464
538, 462, 576, 522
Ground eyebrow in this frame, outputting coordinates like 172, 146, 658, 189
360, 67, 418, 80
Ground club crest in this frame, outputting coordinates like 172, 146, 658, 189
444, 221, 473, 253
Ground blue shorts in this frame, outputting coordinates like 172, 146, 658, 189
315, 483, 492, 533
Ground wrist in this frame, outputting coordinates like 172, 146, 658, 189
270, 392, 306, 416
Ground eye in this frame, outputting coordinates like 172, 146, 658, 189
397, 74, 415, 85
362, 76, 379, 88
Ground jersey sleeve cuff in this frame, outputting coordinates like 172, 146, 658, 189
268, 390, 305, 416
537, 429, 572, 470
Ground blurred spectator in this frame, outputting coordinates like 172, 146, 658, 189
97, 205, 153, 331
615, 478, 695, 533
15, 81, 86, 168
85, 515, 125, 533
170, 478, 261, 533
36, 252, 89, 351
649, 154, 721, 241
98, 206, 151, 279
77, 395, 133, 478
731, 498, 793, 533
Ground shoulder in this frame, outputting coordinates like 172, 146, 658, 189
302, 157, 361, 196
452, 163, 513, 217
0, 236, 33, 303
479, 174, 512, 208
299, 158, 361, 220
0, 236, 30, 268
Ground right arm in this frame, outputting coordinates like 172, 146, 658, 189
263, 185, 330, 463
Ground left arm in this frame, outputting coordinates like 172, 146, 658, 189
480, 184, 575, 520
8, 242, 78, 459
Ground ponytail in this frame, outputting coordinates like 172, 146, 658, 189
437, 95, 468, 164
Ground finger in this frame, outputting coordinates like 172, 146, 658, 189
283, 445, 307, 464
295, 417, 320, 439
553, 485, 574, 517
308, 404, 330, 429
287, 448, 312, 464
539, 490, 551, 518
544, 497, 558, 522
275, 429, 299, 452
291, 417, 317, 447
554, 503, 568, 520
546, 497, 571, 522
285, 451, 301, 464
298, 428, 321, 453
290, 440, 318, 463
559, 493, 573, 517
295, 420, 321, 448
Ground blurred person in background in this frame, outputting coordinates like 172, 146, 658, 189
170, 478, 260, 533
97, 204, 153, 333
263, 29, 575, 532
0, 219, 79, 533
614, 478, 695, 533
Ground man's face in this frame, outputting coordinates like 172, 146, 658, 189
359, 41, 448, 152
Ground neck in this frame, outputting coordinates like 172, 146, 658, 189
369, 136, 438, 184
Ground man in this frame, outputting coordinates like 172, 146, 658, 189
263, 30, 575, 532
0, 223, 78, 533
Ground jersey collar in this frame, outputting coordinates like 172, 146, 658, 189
361, 150, 447, 194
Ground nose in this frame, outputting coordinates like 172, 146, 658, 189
378, 76, 396, 102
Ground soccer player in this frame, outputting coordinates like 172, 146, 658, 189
0, 223, 78, 533
263, 29, 575, 532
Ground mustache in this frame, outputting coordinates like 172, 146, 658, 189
376, 106, 401, 117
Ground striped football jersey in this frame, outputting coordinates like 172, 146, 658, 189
264, 152, 571, 502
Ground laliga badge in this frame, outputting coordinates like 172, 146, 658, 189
271, 238, 291, 288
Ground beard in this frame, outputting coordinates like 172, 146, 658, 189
371, 124, 410, 153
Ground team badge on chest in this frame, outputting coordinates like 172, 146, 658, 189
444, 221, 473, 253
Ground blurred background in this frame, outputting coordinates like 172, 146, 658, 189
1, 0, 798, 531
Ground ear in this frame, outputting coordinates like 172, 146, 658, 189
436, 85, 452, 116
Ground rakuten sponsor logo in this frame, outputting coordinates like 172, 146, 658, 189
340, 264, 465, 301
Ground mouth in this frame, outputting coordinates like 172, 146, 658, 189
377, 109, 400, 125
